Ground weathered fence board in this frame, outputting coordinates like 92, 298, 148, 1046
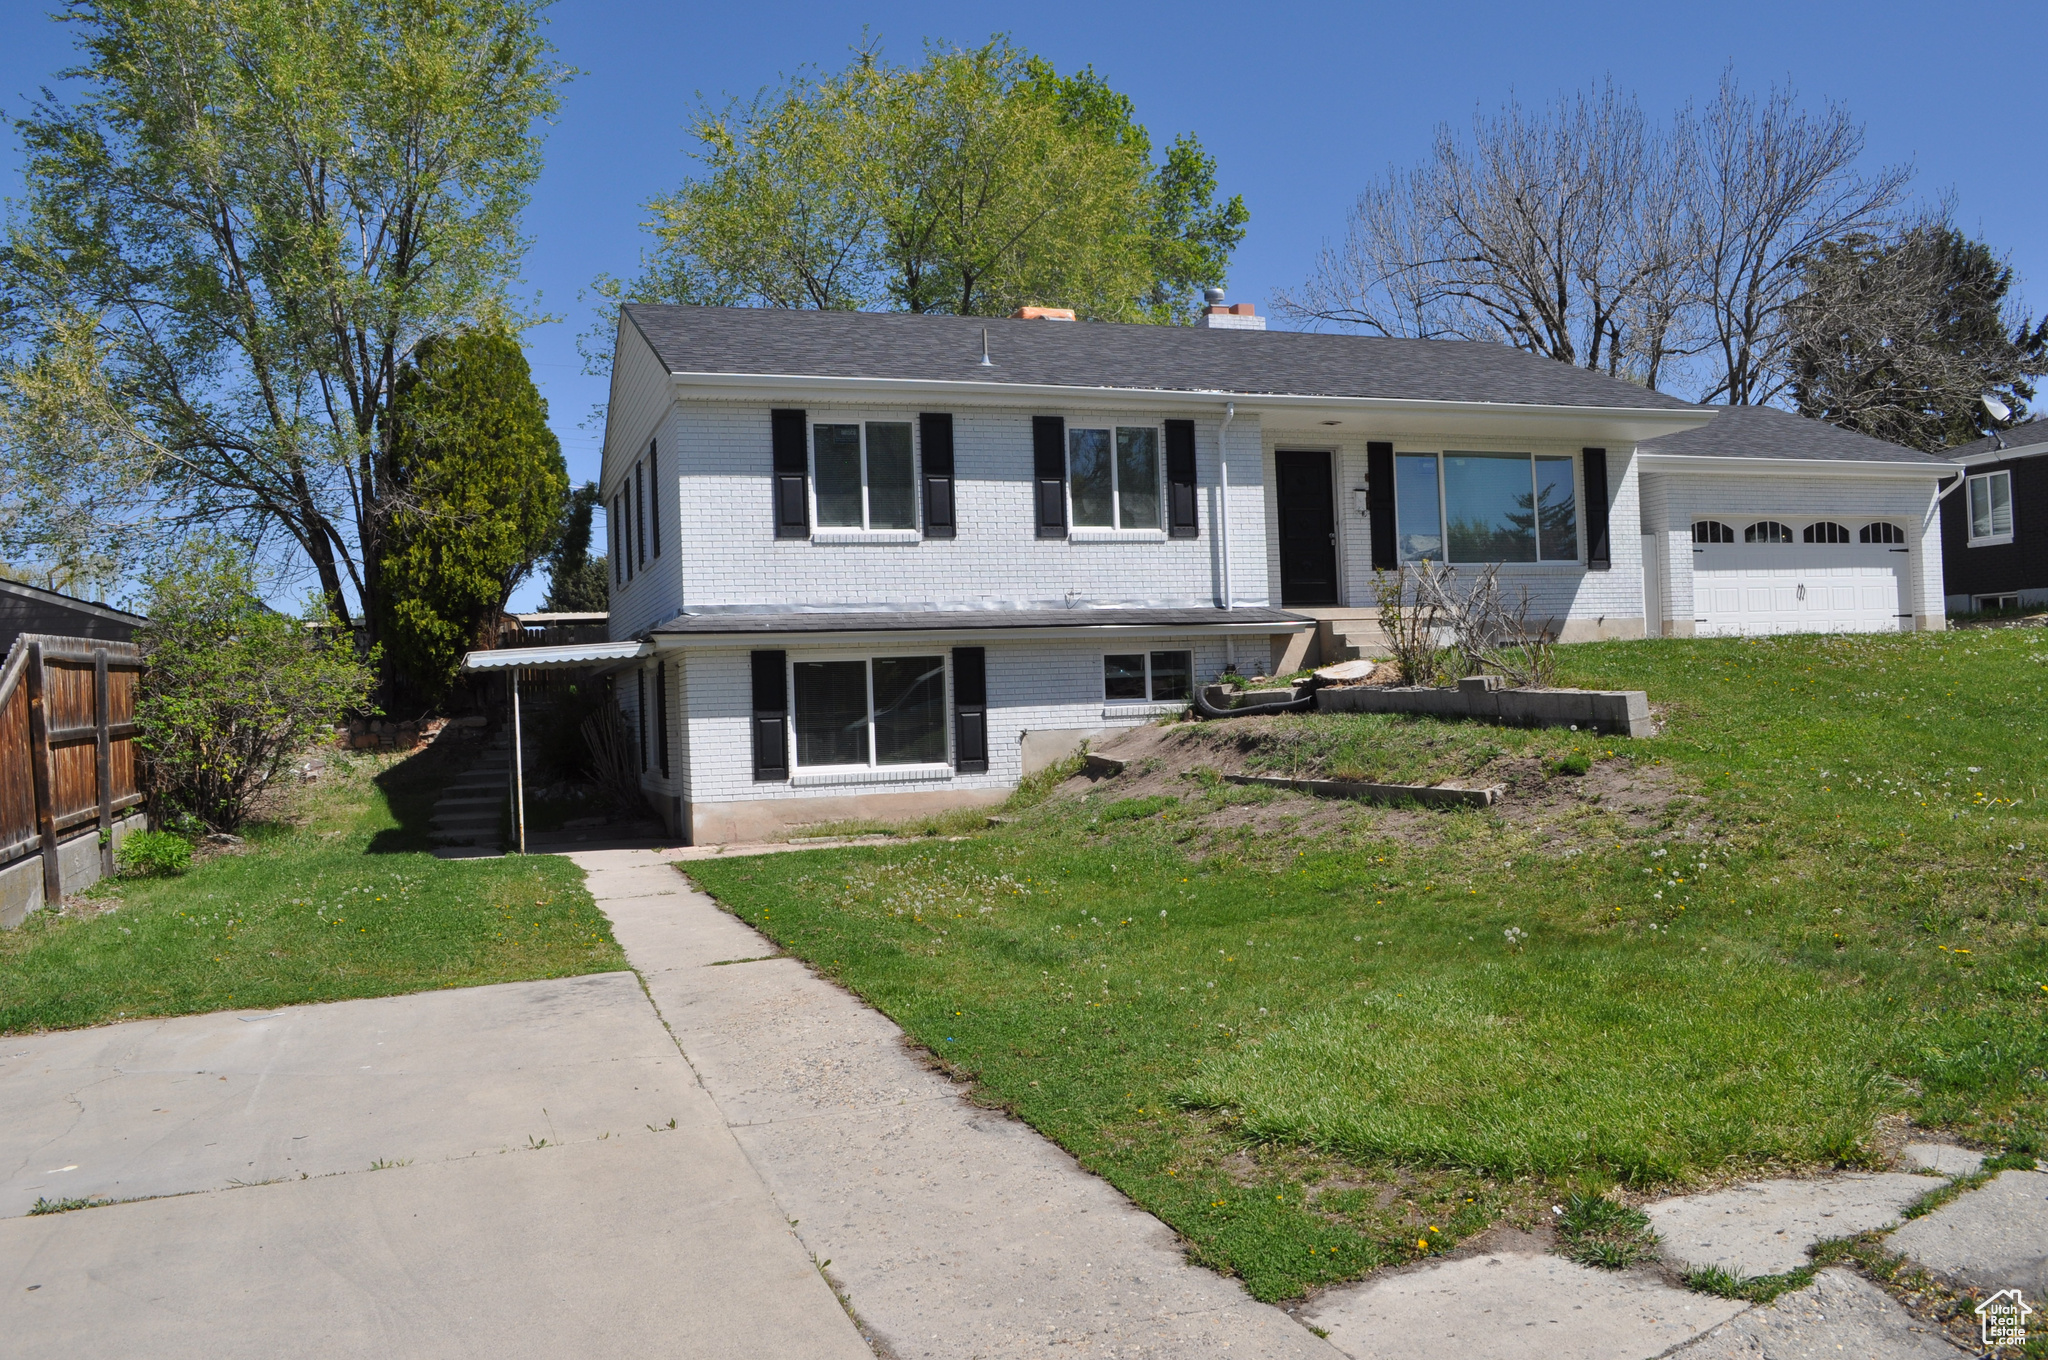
0, 634, 146, 925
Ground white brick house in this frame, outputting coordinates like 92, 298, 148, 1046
530, 304, 1958, 843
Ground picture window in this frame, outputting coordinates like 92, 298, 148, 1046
791, 655, 947, 769
1394, 452, 1577, 563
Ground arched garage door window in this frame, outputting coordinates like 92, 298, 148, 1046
1745, 521, 1794, 543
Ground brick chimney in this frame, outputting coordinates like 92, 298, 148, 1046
1197, 286, 1264, 330
1011, 306, 1076, 321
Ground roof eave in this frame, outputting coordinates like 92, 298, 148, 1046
647, 618, 1314, 649
663, 369, 1712, 442
1954, 440, 2048, 467
1639, 452, 1960, 478
460, 640, 649, 672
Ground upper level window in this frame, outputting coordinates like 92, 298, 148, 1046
1803, 521, 1851, 544
1969, 471, 2013, 544
1860, 522, 1905, 544
1069, 426, 1161, 529
1745, 521, 1794, 543
1693, 520, 1735, 543
814, 422, 916, 531
1395, 451, 1577, 563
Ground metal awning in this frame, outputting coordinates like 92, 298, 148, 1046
459, 640, 648, 673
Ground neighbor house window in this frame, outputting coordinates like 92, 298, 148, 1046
1803, 521, 1851, 543
1068, 425, 1162, 529
1968, 471, 2013, 544
1745, 521, 1794, 543
813, 422, 917, 530
791, 655, 947, 769
1394, 452, 1577, 562
1861, 522, 1905, 544
1103, 651, 1192, 703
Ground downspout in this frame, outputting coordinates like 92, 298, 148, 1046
1218, 402, 1235, 610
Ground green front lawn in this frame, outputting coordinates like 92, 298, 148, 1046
0, 747, 625, 1033
687, 629, 2048, 1302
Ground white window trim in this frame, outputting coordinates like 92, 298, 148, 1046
1067, 422, 1166, 533
1102, 649, 1195, 707
809, 418, 921, 536
1967, 471, 2014, 546
786, 651, 953, 776
1394, 450, 1584, 566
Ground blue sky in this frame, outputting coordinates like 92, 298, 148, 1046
3, 1, 2040, 610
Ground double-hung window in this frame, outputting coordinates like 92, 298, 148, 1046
791, 655, 948, 771
1069, 425, 1162, 530
1394, 452, 1579, 563
814, 421, 917, 531
1968, 470, 2013, 545
1103, 651, 1192, 704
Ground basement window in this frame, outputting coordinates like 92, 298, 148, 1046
791, 655, 948, 771
1104, 651, 1192, 704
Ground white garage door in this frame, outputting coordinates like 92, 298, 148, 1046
1694, 541, 1910, 636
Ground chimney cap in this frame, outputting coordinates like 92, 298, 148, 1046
1011, 306, 1076, 321
1202, 286, 1226, 305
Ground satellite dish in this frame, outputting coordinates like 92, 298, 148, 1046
1981, 393, 2013, 423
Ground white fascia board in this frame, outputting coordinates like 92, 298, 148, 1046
666, 371, 1714, 444
648, 619, 1314, 651
1638, 453, 1960, 481
1954, 440, 2048, 467
461, 640, 650, 672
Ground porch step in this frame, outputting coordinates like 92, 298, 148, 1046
1321, 619, 1391, 664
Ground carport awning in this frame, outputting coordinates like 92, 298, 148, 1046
459, 640, 649, 673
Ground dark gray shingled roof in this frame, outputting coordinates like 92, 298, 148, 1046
650, 606, 1308, 636
1950, 418, 2048, 459
621, 304, 1699, 411
1636, 404, 1956, 465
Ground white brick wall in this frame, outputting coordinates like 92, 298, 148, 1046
676, 635, 1231, 809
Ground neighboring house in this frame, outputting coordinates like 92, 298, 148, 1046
1633, 406, 1954, 637
0, 578, 146, 658
583, 303, 1956, 843
1938, 418, 2048, 613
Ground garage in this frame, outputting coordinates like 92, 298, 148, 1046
1691, 518, 1912, 636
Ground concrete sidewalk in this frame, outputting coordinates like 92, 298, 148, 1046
0, 973, 869, 1359
576, 847, 1340, 1360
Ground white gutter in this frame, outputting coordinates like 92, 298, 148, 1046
664, 370, 1714, 441
1218, 402, 1235, 611
1638, 453, 1961, 480
644, 618, 1313, 651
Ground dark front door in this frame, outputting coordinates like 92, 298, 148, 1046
1276, 450, 1338, 606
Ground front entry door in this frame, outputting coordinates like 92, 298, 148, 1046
1276, 450, 1338, 606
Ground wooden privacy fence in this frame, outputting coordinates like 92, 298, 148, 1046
0, 633, 145, 906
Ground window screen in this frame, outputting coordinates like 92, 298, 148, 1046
872, 657, 946, 764
1116, 428, 1161, 529
865, 422, 916, 529
1103, 654, 1148, 701
793, 660, 868, 766
813, 424, 863, 528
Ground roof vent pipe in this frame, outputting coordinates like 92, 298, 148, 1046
979, 327, 993, 367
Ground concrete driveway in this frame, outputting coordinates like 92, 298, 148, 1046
0, 973, 869, 1359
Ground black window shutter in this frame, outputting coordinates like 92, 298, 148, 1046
656, 660, 670, 776
751, 650, 788, 781
1032, 415, 1067, 538
771, 408, 809, 538
636, 669, 648, 771
649, 441, 661, 557
1165, 419, 1198, 538
635, 461, 646, 565
611, 493, 622, 584
953, 647, 988, 774
1583, 448, 1611, 570
1367, 442, 1397, 570
920, 412, 956, 538
622, 487, 633, 581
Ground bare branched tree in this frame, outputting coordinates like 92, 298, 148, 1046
1283, 72, 1912, 405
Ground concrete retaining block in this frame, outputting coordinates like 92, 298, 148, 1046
1317, 675, 1653, 737
1, 812, 148, 928
1223, 773, 1501, 808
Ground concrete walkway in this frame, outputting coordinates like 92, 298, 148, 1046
0, 974, 868, 1359
576, 847, 1339, 1359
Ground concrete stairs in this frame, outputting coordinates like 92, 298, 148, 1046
427, 731, 508, 852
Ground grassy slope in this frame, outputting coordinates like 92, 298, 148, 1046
686, 630, 2048, 1302
0, 748, 625, 1033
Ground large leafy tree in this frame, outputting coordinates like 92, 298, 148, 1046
1789, 221, 2044, 452
0, 0, 565, 624
602, 38, 1246, 325
378, 330, 565, 702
